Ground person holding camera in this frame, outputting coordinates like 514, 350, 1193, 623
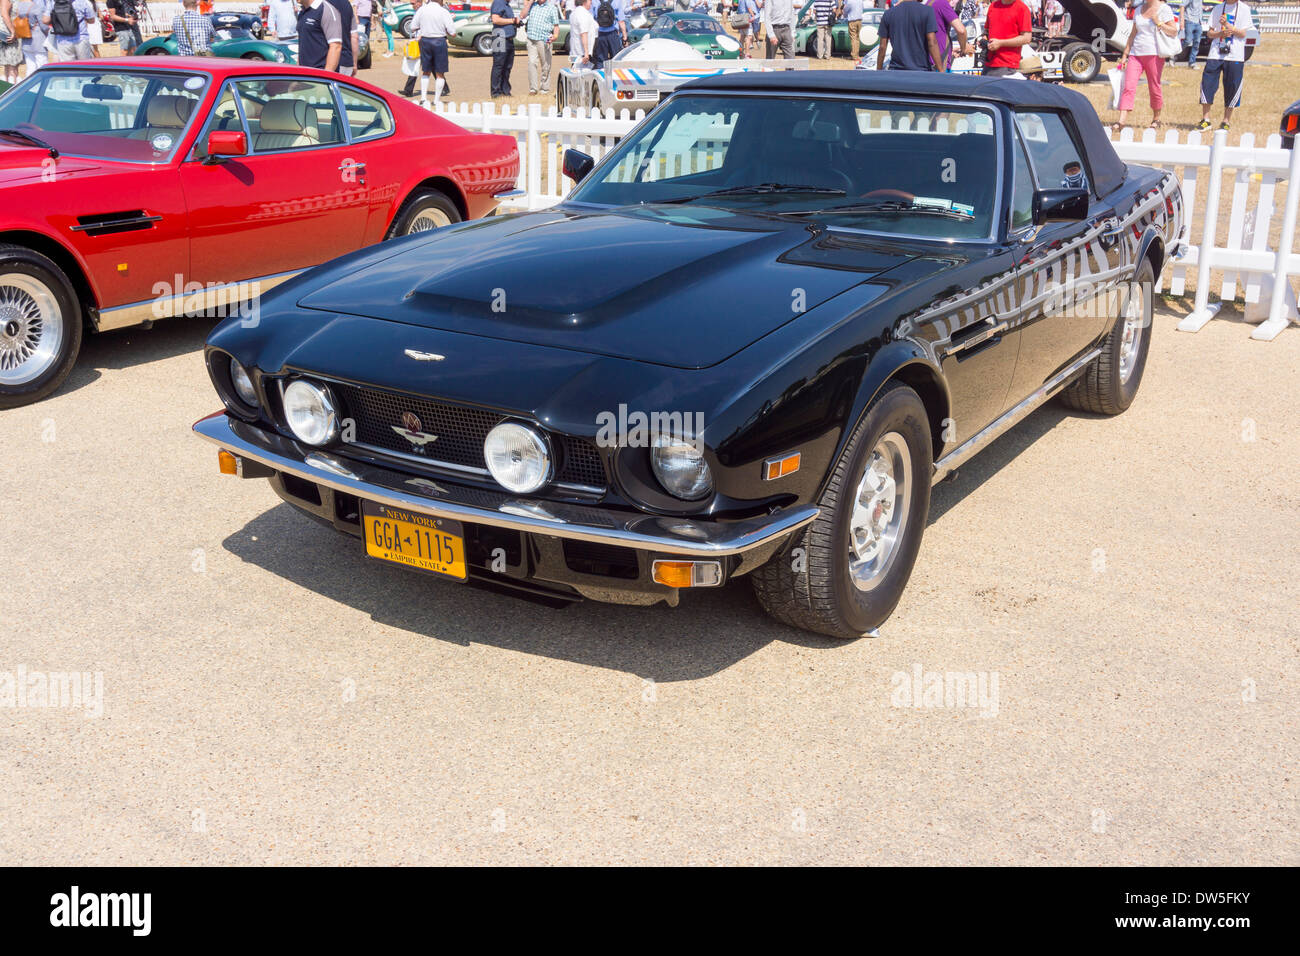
1196, 0, 1252, 132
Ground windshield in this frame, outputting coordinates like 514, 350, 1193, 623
671, 19, 723, 35
215, 28, 255, 40
568, 94, 1001, 241
0, 70, 208, 163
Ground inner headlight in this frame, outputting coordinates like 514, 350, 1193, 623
274, 49, 287, 62
230, 359, 258, 407
484, 422, 551, 494
283, 380, 338, 446
651, 435, 713, 501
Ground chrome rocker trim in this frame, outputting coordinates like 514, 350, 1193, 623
193, 412, 821, 557
931, 347, 1102, 483
96, 270, 303, 333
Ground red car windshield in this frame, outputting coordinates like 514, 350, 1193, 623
0, 70, 209, 164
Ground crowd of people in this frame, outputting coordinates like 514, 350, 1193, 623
0, 0, 1260, 133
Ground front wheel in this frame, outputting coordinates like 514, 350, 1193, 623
1059, 259, 1155, 415
751, 382, 932, 639
385, 189, 462, 238
0, 245, 83, 409
474, 32, 495, 56
241, 53, 268, 60
145, 46, 168, 55
398, 15, 414, 39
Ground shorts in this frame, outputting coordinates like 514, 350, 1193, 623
419, 36, 448, 73
1199, 57, 1244, 109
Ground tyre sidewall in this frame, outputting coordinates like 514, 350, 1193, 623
388, 190, 461, 239
829, 385, 932, 634
1113, 259, 1155, 410
0, 249, 82, 409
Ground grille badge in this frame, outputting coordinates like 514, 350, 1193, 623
404, 349, 445, 362
392, 410, 439, 449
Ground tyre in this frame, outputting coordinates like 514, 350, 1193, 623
1059, 259, 1154, 415
751, 382, 932, 639
359, 47, 372, 70
474, 32, 494, 57
241, 52, 267, 60
398, 15, 414, 39
0, 245, 84, 409
145, 46, 168, 55
385, 189, 462, 238
1061, 42, 1100, 83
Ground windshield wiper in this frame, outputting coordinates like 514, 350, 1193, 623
0, 128, 59, 158
656, 183, 847, 205
780, 199, 974, 221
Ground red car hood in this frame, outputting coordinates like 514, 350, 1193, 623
0, 143, 104, 186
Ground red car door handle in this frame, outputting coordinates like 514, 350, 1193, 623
339, 160, 367, 184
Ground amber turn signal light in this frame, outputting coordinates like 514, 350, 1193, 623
652, 560, 723, 589
763, 452, 801, 481
218, 450, 239, 475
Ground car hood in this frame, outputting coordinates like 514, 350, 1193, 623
295, 205, 922, 369
0, 143, 102, 185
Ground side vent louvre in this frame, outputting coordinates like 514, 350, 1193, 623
71, 211, 162, 237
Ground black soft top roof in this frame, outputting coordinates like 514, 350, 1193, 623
679, 71, 1128, 196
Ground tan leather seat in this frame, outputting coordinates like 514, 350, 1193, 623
126, 94, 195, 139
253, 99, 320, 151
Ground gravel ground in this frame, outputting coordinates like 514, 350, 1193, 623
0, 299, 1296, 865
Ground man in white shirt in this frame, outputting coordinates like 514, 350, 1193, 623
269, 0, 299, 40
766, 0, 795, 58
1197, 0, 1252, 131
413, 0, 456, 104
569, 0, 597, 67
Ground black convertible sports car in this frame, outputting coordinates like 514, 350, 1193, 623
195, 72, 1183, 639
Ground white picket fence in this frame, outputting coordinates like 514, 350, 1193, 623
1256, 3, 1300, 32
431, 101, 1299, 339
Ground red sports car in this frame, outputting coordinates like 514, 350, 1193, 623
0, 58, 519, 408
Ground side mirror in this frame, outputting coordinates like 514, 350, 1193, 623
563, 148, 595, 184
1033, 187, 1089, 225
204, 129, 247, 163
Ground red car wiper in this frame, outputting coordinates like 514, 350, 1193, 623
0, 128, 59, 158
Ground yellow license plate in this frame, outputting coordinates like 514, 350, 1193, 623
361, 503, 467, 581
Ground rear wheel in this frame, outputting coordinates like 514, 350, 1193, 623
1059, 259, 1155, 415
1061, 42, 1100, 83
398, 15, 414, 39
474, 32, 494, 56
145, 46, 168, 55
751, 382, 932, 639
0, 245, 83, 409
240, 52, 268, 60
385, 189, 462, 238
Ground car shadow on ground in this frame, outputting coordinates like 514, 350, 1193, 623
927, 401, 1073, 526
59, 316, 216, 398
222, 503, 842, 682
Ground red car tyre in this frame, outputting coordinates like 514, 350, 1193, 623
386, 189, 462, 238
0, 245, 84, 410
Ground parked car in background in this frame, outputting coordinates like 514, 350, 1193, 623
451, 11, 570, 56
392, 1, 488, 38
195, 72, 1180, 638
0, 59, 518, 407
1283, 99, 1299, 150
628, 11, 740, 58
136, 12, 297, 62
794, 1, 881, 57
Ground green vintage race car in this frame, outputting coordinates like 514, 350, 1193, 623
135, 12, 297, 62
628, 11, 739, 58
794, 2, 882, 57
450, 12, 570, 56
390, 2, 492, 39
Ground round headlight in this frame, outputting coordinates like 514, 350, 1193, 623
484, 422, 551, 494
229, 359, 258, 407
274, 50, 287, 62
283, 380, 338, 446
651, 435, 713, 501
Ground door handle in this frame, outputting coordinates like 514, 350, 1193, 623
338, 160, 367, 184
1092, 217, 1123, 249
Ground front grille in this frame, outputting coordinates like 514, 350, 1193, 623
330, 382, 606, 490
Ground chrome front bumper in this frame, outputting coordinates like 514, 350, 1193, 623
192, 413, 819, 557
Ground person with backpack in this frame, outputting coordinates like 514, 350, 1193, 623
47, 0, 93, 60
591, 0, 624, 69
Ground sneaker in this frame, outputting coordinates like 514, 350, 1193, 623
383, 51, 394, 58
1194, 119, 1211, 131
1219, 122, 1230, 131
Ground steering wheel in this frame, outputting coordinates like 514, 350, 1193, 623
861, 188, 915, 202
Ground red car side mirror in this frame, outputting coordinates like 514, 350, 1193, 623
206, 130, 247, 161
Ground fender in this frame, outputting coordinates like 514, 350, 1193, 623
0, 226, 103, 314
1136, 225, 1166, 278
816, 342, 950, 499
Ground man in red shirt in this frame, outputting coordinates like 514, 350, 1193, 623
982, 0, 1031, 75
